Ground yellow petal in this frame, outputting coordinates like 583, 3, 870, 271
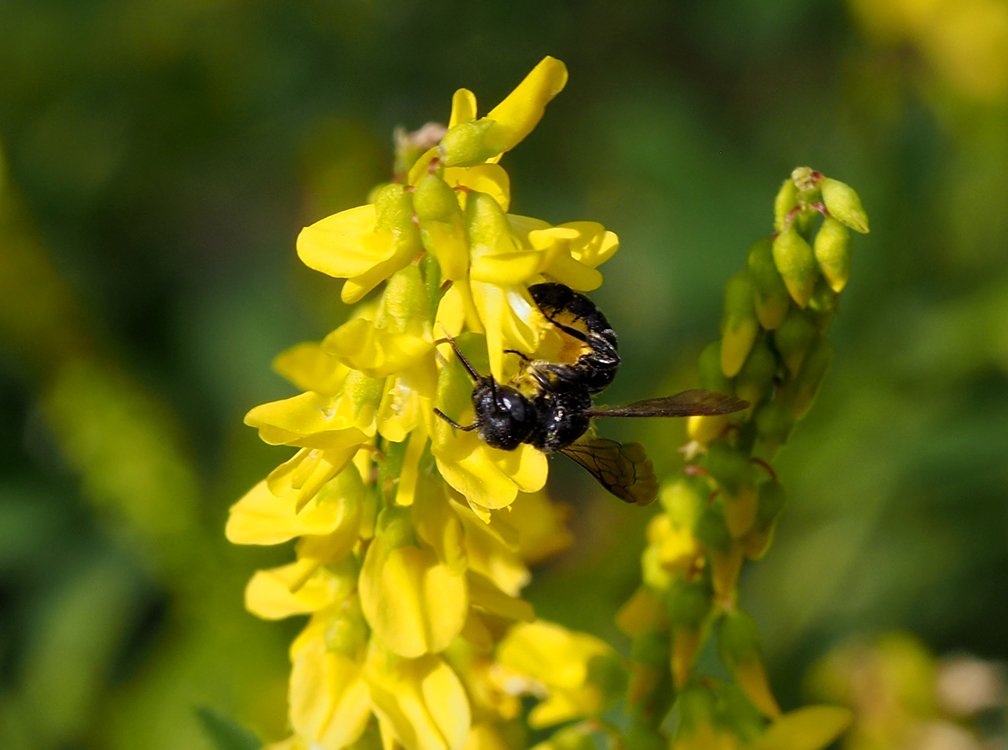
360, 535, 468, 658
297, 205, 391, 278
483, 57, 569, 156
469, 249, 545, 285
435, 434, 547, 512
563, 222, 620, 268
225, 468, 361, 545
469, 281, 542, 381
245, 391, 373, 444
448, 88, 478, 128
289, 621, 371, 748
266, 445, 359, 512
444, 164, 511, 213
468, 571, 534, 622
323, 318, 434, 378
366, 649, 472, 750
272, 342, 348, 395
245, 560, 348, 619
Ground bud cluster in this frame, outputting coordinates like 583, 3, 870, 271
618, 168, 869, 748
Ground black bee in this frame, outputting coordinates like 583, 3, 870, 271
433, 294, 747, 505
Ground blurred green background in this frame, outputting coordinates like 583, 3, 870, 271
2, 1, 1006, 748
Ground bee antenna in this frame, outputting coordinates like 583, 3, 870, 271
434, 332, 481, 382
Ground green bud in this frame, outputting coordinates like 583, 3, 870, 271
465, 190, 510, 247
698, 340, 732, 393
756, 480, 787, 530
784, 336, 832, 418
734, 335, 777, 408
439, 119, 498, 167
675, 682, 719, 736
623, 720, 667, 750
694, 506, 732, 555
772, 225, 817, 308
414, 173, 469, 280
790, 166, 820, 195
705, 442, 754, 497
723, 483, 758, 539
813, 216, 852, 292
716, 609, 762, 671
377, 265, 428, 334
665, 578, 712, 630
720, 270, 760, 377
820, 176, 869, 234
773, 178, 798, 233
373, 183, 415, 231
630, 629, 670, 668
413, 172, 459, 221
772, 309, 817, 376
753, 400, 794, 456
747, 238, 790, 329
808, 278, 839, 318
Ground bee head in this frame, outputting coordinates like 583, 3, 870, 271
471, 377, 537, 450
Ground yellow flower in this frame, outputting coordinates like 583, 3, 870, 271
229, 57, 624, 750
494, 621, 626, 728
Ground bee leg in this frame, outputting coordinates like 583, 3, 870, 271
503, 348, 532, 363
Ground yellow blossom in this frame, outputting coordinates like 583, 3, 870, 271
228, 57, 629, 750
494, 621, 626, 728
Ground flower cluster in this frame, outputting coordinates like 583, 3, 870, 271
228, 57, 626, 750
617, 168, 869, 749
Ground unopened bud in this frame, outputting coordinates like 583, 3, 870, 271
734, 336, 777, 408
720, 271, 760, 377
773, 178, 799, 232
821, 176, 869, 234
414, 173, 469, 280
698, 341, 732, 393
814, 216, 852, 292
742, 480, 787, 559
772, 226, 817, 308
747, 238, 790, 329
772, 310, 817, 376
723, 483, 758, 539
374, 183, 416, 232
665, 578, 712, 630
439, 119, 498, 167
785, 337, 832, 418
717, 610, 780, 717
705, 443, 753, 497
753, 400, 794, 457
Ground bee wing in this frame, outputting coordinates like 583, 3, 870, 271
560, 437, 659, 506
586, 389, 748, 418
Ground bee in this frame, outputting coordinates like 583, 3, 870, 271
433, 320, 747, 505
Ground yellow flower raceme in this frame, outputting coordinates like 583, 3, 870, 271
231, 57, 632, 750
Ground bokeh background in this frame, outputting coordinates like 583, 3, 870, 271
2, 1, 1007, 748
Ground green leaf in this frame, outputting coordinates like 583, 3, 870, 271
195, 707, 262, 750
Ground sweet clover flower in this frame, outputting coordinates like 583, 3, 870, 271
229, 57, 628, 750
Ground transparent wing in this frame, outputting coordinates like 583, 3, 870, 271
586, 389, 748, 418
560, 437, 658, 506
